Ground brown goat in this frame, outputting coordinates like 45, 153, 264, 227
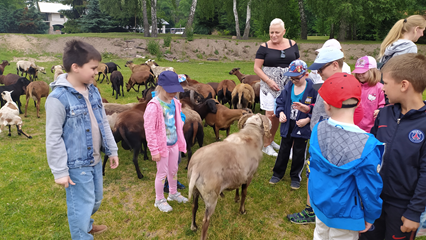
229, 68, 260, 85
231, 83, 255, 109
181, 75, 216, 99
0, 74, 20, 86
97, 63, 109, 83
217, 79, 236, 106
251, 81, 260, 111
182, 106, 204, 169
207, 82, 219, 95
125, 61, 153, 74
188, 114, 271, 240
24, 81, 49, 118
126, 71, 155, 92
205, 103, 252, 141
0, 60, 10, 75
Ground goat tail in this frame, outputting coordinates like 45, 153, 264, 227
118, 125, 133, 151
237, 92, 242, 109
188, 170, 199, 201
28, 85, 34, 100
117, 65, 121, 69
191, 122, 198, 146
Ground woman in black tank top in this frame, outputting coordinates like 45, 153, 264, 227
253, 18, 300, 157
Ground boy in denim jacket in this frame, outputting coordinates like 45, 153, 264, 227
46, 40, 119, 239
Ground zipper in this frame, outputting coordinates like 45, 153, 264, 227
381, 117, 401, 173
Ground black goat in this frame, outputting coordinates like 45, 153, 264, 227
0, 77, 31, 113
110, 71, 124, 99
104, 62, 121, 74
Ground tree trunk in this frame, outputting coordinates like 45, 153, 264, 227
242, 0, 251, 40
329, 22, 335, 39
352, 23, 357, 40
142, 0, 150, 37
338, 19, 347, 42
233, 0, 241, 39
183, 0, 197, 37
151, 0, 158, 37
298, 0, 307, 40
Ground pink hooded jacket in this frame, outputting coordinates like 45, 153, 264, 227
357, 82, 385, 132
144, 97, 187, 157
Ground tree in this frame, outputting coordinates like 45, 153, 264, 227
242, 0, 251, 39
0, 6, 48, 34
79, 0, 116, 33
298, 0, 307, 39
142, 0, 150, 36
233, 0, 241, 38
151, 0, 158, 37
183, 0, 197, 37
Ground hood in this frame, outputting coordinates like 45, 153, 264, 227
49, 73, 73, 90
310, 121, 383, 177
392, 101, 426, 120
383, 39, 416, 58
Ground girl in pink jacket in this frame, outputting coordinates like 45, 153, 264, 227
144, 71, 188, 213
352, 56, 385, 132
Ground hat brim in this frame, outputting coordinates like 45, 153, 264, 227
313, 83, 323, 92
284, 72, 305, 77
352, 68, 368, 74
308, 62, 327, 71
163, 84, 184, 93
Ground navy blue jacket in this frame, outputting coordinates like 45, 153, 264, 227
275, 78, 317, 139
371, 102, 426, 222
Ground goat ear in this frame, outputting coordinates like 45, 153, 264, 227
208, 100, 218, 114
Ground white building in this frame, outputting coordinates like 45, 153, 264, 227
38, 2, 72, 34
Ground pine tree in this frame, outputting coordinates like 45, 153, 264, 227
79, 0, 116, 33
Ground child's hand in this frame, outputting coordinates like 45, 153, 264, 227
292, 102, 310, 113
279, 112, 287, 123
152, 154, 161, 162
109, 156, 119, 169
296, 118, 310, 128
400, 216, 419, 232
359, 221, 373, 233
374, 109, 380, 119
55, 176, 75, 188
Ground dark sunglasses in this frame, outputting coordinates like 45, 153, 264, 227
280, 50, 286, 58
318, 62, 333, 74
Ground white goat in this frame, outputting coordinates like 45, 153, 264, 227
16, 60, 36, 77
0, 91, 32, 138
145, 59, 175, 77
52, 65, 64, 81
187, 113, 271, 240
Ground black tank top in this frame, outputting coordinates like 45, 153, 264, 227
255, 39, 300, 68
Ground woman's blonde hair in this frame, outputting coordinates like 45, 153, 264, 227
354, 68, 381, 87
379, 15, 426, 58
270, 18, 285, 30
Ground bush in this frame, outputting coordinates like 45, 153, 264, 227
147, 40, 160, 56
186, 28, 194, 41
214, 50, 219, 55
163, 35, 172, 47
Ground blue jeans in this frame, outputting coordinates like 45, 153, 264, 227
66, 162, 103, 240
421, 208, 426, 229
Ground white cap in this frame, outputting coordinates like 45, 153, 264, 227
316, 39, 342, 52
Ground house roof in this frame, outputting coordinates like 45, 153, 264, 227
160, 19, 169, 25
38, 2, 72, 13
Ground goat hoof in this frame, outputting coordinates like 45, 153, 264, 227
240, 210, 247, 215
7, 134, 11, 137
138, 174, 144, 179
28, 136, 32, 139
220, 192, 225, 198
190, 225, 198, 231
234, 198, 240, 203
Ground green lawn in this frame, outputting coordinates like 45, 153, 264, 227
0, 46, 425, 240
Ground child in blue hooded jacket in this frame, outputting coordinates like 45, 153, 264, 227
308, 73, 383, 240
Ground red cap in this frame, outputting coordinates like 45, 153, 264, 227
318, 72, 361, 108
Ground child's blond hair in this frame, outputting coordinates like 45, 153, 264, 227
354, 69, 381, 87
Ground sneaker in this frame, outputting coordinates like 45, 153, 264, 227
262, 145, 278, 157
154, 198, 173, 212
88, 225, 107, 234
287, 205, 315, 224
270, 141, 280, 150
290, 181, 300, 190
167, 192, 188, 203
177, 180, 186, 189
269, 176, 281, 184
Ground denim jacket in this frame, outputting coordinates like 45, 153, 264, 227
46, 74, 118, 179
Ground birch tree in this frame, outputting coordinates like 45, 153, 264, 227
233, 0, 240, 38
242, 0, 251, 39
142, 0, 150, 36
183, 0, 197, 37
151, 0, 158, 37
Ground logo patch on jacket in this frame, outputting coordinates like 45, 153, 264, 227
409, 129, 424, 143
367, 94, 376, 101
305, 96, 312, 104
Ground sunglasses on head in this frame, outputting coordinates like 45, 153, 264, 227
280, 50, 286, 58
318, 62, 333, 74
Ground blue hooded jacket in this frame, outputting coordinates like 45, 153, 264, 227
274, 78, 317, 139
308, 120, 384, 231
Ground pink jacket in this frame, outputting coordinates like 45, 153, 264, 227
357, 82, 385, 132
144, 97, 187, 157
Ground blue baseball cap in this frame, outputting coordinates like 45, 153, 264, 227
284, 60, 308, 77
308, 47, 344, 70
158, 71, 184, 93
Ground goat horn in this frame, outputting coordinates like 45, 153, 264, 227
190, 90, 195, 105
259, 114, 272, 139
237, 113, 254, 129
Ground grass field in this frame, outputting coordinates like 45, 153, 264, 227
1, 45, 425, 240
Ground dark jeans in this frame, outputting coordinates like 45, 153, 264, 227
359, 202, 417, 240
272, 121, 308, 182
